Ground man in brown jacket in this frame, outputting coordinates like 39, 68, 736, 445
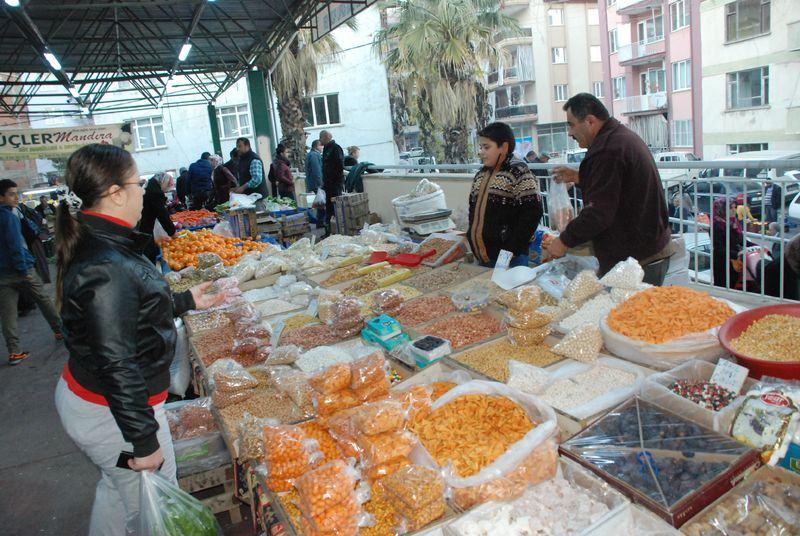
545, 93, 672, 284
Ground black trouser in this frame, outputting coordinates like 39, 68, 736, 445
324, 183, 341, 233
190, 192, 208, 210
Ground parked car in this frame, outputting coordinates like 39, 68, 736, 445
685, 232, 712, 285
657, 151, 702, 196
684, 151, 800, 219
787, 171, 800, 226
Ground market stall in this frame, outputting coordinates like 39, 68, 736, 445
153, 216, 800, 536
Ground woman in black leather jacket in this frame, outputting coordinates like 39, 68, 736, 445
53, 144, 222, 535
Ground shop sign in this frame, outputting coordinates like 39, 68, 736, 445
0, 124, 124, 160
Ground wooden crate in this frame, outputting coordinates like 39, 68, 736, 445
178, 464, 242, 523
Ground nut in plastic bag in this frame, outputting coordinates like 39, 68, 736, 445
599, 257, 645, 289
200, 262, 229, 281
314, 389, 360, 417
207, 359, 258, 392
136, 470, 222, 536
503, 310, 552, 330
353, 375, 391, 403
262, 422, 324, 479
309, 363, 352, 395
496, 285, 542, 311
357, 430, 417, 468
349, 351, 389, 391
507, 325, 552, 347
197, 252, 223, 270
372, 288, 403, 316
294, 459, 362, 519
552, 324, 603, 363
351, 399, 407, 436
563, 269, 602, 305
265, 345, 301, 366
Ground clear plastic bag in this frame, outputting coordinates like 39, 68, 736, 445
200, 262, 229, 281
539, 301, 578, 323
553, 324, 603, 363
682, 467, 800, 536
255, 258, 284, 279
238, 413, 269, 461
137, 470, 222, 536
270, 367, 314, 413
357, 430, 417, 468
389, 385, 433, 426
496, 285, 542, 311
349, 351, 388, 391
262, 422, 324, 479
507, 325, 551, 347
294, 459, 363, 519
353, 375, 391, 403
410, 380, 558, 510
164, 272, 182, 285
351, 399, 407, 436
365, 457, 412, 482
234, 321, 272, 341
549, 180, 574, 232
207, 359, 259, 392
381, 465, 446, 531
315, 389, 360, 417
309, 363, 353, 395
372, 288, 403, 316
165, 397, 217, 440
503, 310, 552, 330
599, 257, 645, 289
197, 252, 223, 270
265, 345, 300, 366
563, 269, 603, 305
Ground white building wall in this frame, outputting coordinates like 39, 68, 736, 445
701, 0, 800, 158
272, 7, 396, 165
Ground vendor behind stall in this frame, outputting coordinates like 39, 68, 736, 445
467, 122, 543, 267
546, 93, 672, 284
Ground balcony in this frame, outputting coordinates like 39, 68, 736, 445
617, 39, 665, 66
495, 104, 538, 120
617, 92, 667, 115
617, 0, 661, 16
500, 0, 529, 15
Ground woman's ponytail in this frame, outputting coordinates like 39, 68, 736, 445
55, 199, 84, 309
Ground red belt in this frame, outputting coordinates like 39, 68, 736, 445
62, 364, 168, 407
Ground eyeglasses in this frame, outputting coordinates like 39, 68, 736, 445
122, 181, 143, 189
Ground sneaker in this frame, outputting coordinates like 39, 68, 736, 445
8, 352, 29, 366
54, 332, 64, 341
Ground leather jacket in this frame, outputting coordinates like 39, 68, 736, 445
60, 212, 195, 457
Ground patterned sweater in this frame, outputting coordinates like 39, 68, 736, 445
467, 156, 543, 264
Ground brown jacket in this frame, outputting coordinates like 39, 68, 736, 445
559, 118, 670, 274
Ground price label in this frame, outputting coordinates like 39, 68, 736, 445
270, 320, 285, 349
710, 359, 750, 394
305, 299, 318, 318
495, 250, 513, 271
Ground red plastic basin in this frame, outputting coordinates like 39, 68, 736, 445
718, 303, 800, 380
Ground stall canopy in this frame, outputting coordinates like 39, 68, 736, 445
0, 0, 373, 118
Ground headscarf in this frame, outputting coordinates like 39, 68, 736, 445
151, 172, 174, 192
786, 234, 800, 275
209, 154, 223, 168
712, 197, 737, 228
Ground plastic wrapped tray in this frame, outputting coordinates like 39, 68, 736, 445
559, 397, 761, 528
445, 457, 630, 536
640, 359, 756, 434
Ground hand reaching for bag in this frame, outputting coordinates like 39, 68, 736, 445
190, 281, 227, 310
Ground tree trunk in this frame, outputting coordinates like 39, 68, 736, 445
416, 89, 439, 160
388, 77, 408, 151
277, 93, 307, 172
443, 124, 469, 164
474, 82, 491, 131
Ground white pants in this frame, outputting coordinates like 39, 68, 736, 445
55, 378, 177, 536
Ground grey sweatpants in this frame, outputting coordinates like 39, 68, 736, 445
55, 378, 177, 536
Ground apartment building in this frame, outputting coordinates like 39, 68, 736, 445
599, 0, 702, 154
700, 0, 800, 158
492, 0, 604, 157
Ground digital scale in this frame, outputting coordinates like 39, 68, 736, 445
361, 315, 410, 352
409, 335, 452, 368
399, 209, 455, 237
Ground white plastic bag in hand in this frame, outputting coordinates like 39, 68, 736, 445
313, 188, 326, 207
136, 470, 222, 536
548, 179, 574, 232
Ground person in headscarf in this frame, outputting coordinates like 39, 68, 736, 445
139, 172, 176, 264
712, 196, 744, 289
669, 193, 694, 233
211, 153, 238, 205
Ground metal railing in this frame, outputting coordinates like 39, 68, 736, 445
617, 38, 665, 63
364, 159, 799, 303
616, 92, 667, 114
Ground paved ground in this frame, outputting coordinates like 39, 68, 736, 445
0, 274, 252, 535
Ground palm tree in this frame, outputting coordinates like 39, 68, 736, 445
375, 0, 519, 163
266, 24, 355, 171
